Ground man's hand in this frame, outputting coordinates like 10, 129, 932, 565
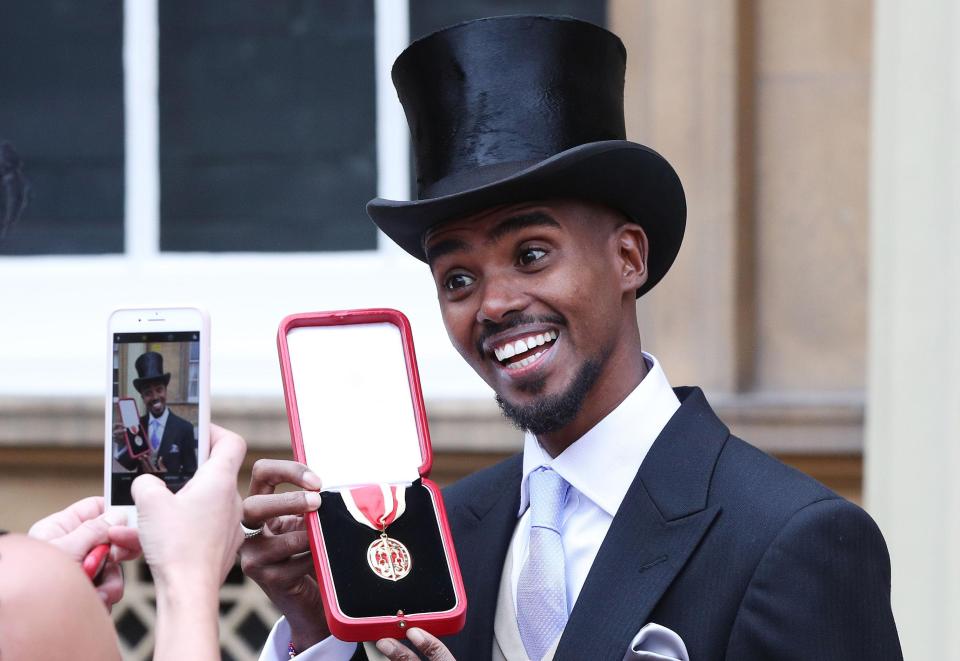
375, 629, 456, 661
113, 422, 127, 446
28, 496, 141, 610
131, 424, 246, 590
238, 459, 326, 651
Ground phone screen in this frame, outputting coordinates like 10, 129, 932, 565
110, 331, 202, 506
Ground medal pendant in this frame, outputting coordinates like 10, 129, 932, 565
367, 531, 412, 582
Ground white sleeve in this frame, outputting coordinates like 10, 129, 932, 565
258, 617, 358, 661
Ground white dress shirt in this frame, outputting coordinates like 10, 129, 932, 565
260, 353, 679, 661
511, 352, 679, 613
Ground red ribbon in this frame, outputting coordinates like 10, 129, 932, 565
349, 484, 402, 530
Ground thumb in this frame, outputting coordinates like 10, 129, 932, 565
49, 511, 120, 561
131, 473, 170, 510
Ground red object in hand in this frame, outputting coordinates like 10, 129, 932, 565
82, 543, 110, 584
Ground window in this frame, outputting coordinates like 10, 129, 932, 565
0, 1, 124, 255
158, 1, 378, 252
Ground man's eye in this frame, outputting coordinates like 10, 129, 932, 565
444, 273, 475, 290
518, 247, 547, 266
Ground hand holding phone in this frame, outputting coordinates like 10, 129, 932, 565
105, 308, 210, 525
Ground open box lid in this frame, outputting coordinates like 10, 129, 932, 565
277, 309, 433, 490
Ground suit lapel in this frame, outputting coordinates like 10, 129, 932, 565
555, 388, 728, 661
444, 456, 522, 659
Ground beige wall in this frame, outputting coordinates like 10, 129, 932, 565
610, 0, 872, 441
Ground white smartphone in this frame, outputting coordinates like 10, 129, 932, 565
105, 307, 210, 525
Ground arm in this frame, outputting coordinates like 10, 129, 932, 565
725, 498, 903, 660
131, 424, 246, 661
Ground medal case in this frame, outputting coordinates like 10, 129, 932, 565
118, 397, 150, 459
277, 309, 467, 642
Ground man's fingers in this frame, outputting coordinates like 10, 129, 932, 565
241, 529, 311, 567
248, 459, 322, 497
375, 630, 455, 661
243, 491, 321, 528
241, 551, 315, 589
375, 639, 420, 661
406, 629, 456, 660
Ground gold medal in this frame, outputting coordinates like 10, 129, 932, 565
367, 531, 412, 581
343, 484, 413, 582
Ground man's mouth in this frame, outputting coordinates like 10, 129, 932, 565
492, 330, 558, 370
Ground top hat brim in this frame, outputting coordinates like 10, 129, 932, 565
133, 373, 171, 392
367, 140, 685, 298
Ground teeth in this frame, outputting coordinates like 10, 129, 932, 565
493, 330, 559, 363
506, 351, 543, 369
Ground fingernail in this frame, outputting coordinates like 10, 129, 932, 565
375, 639, 397, 655
97, 590, 108, 603
407, 628, 426, 645
302, 471, 322, 489
304, 491, 322, 510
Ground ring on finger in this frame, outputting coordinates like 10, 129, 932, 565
241, 522, 264, 539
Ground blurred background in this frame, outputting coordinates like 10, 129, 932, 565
1, 1, 956, 659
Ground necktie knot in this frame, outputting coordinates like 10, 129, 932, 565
527, 467, 569, 530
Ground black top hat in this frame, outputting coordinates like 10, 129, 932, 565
366, 15, 686, 297
133, 352, 171, 392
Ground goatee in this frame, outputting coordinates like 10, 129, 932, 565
495, 358, 603, 435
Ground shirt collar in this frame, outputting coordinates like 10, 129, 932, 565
519, 352, 680, 517
149, 406, 170, 427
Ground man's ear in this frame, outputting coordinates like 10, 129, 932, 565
615, 224, 649, 294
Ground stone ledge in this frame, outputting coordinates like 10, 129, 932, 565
0, 391, 864, 455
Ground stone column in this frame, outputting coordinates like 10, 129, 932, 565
866, 1, 960, 657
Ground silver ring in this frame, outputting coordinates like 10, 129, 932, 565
241, 522, 264, 539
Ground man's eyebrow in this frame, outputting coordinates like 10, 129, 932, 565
425, 237, 471, 264
424, 211, 560, 264
487, 212, 561, 243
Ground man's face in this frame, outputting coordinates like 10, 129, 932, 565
425, 200, 645, 436
138, 382, 167, 418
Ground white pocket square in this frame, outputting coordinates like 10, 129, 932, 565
622, 622, 690, 661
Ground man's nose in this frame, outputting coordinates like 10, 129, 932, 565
476, 270, 528, 324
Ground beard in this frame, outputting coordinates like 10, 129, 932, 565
495, 357, 604, 435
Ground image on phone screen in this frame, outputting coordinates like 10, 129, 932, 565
110, 331, 201, 506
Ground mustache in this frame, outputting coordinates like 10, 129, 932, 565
476, 313, 566, 356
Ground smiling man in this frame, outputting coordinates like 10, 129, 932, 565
114, 351, 197, 479
244, 15, 901, 661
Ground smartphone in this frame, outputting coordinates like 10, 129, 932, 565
105, 307, 210, 525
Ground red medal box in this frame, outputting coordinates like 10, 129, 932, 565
277, 309, 467, 642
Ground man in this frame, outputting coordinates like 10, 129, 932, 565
242, 16, 901, 660
114, 351, 197, 479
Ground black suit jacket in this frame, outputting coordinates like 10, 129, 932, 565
438, 387, 902, 660
139, 410, 197, 475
